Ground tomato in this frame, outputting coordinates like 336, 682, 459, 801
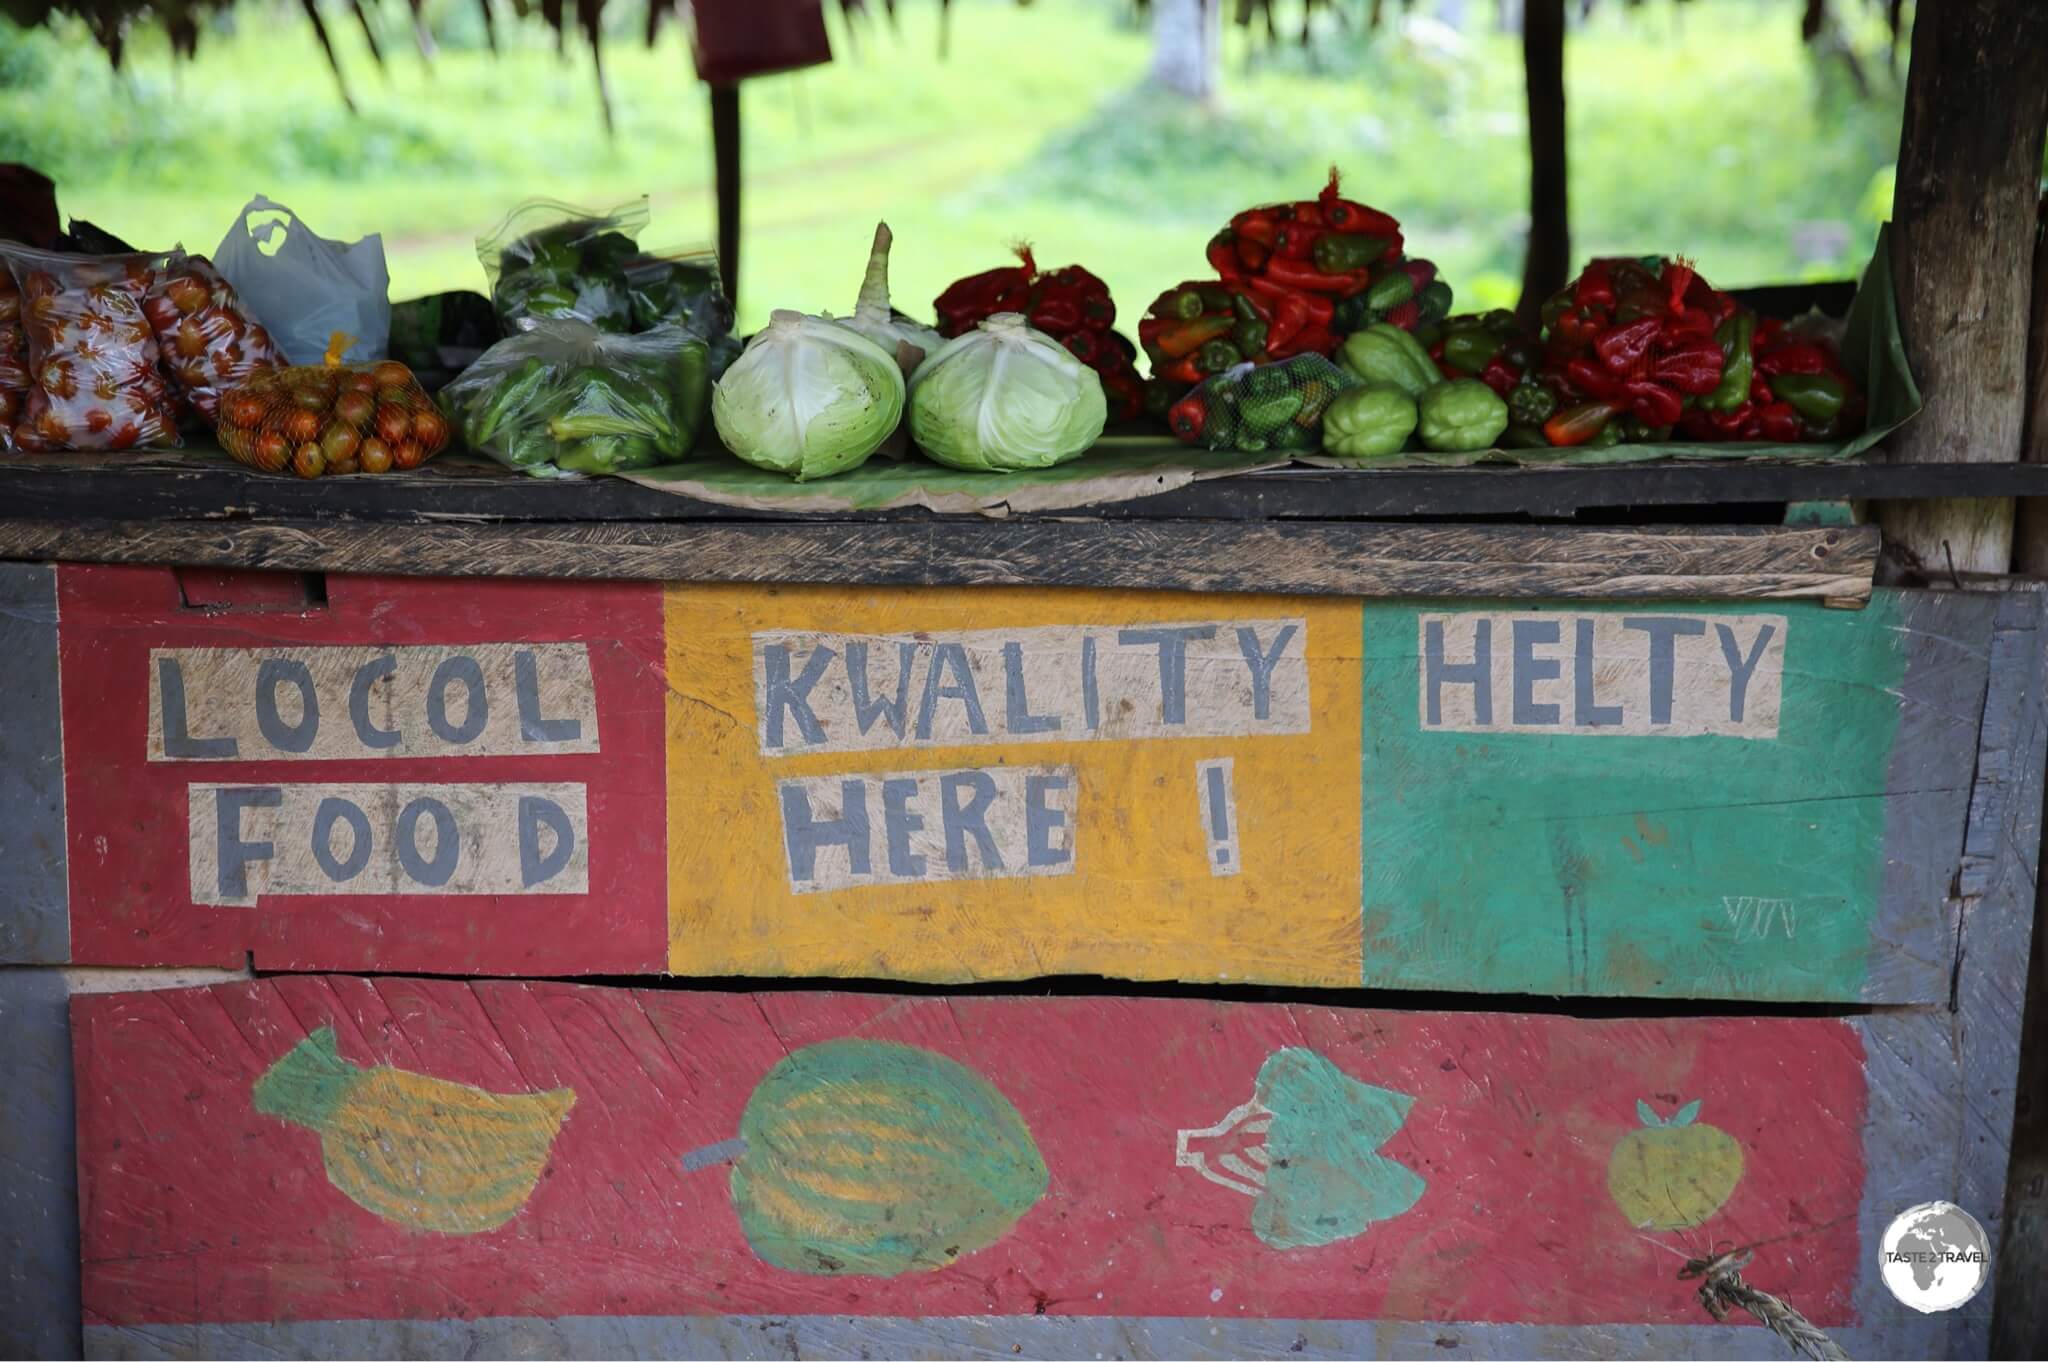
333, 390, 374, 427
320, 423, 360, 462
165, 276, 210, 315
291, 385, 332, 412
373, 404, 411, 445
412, 407, 449, 450
393, 438, 426, 470
292, 442, 326, 479
253, 430, 289, 471
342, 370, 378, 393
173, 319, 208, 359
358, 437, 393, 474
221, 393, 265, 428
328, 456, 361, 476
372, 360, 414, 388
376, 383, 415, 410
283, 408, 322, 444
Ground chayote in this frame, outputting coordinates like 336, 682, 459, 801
1321, 384, 1418, 461
1417, 378, 1509, 452
1337, 323, 1440, 398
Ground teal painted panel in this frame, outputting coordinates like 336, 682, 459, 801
1361, 594, 1907, 1000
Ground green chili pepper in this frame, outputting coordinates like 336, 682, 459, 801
1441, 327, 1503, 375
1768, 372, 1847, 424
1244, 365, 1294, 400
1237, 389, 1305, 439
1701, 312, 1755, 413
1266, 418, 1318, 452
1508, 382, 1558, 427
1586, 422, 1624, 448
1312, 233, 1390, 274
1231, 319, 1269, 357
1163, 289, 1205, 321
1416, 280, 1455, 328
472, 357, 552, 446
1198, 340, 1241, 374
1365, 271, 1417, 315
1331, 294, 1372, 335
1501, 422, 1551, 449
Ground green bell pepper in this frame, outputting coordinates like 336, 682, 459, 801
1441, 326, 1503, 375
1338, 323, 1440, 398
1322, 384, 1419, 460
1768, 372, 1848, 425
1702, 311, 1755, 412
1417, 379, 1510, 453
1237, 388, 1304, 439
1508, 381, 1558, 427
1312, 233, 1391, 274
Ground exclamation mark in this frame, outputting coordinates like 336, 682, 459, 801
1197, 758, 1240, 877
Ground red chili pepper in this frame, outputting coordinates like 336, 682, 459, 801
1594, 318, 1662, 374
1758, 401, 1803, 443
1314, 167, 1401, 239
1622, 379, 1684, 428
1029, 297, 1082, 333
1564, 357, 1624, 400
1155, 315, 1234, 359
1479, 353, 1522, 398
1259, 256, 1370, 295
1063, 330, 1099, 362
1573, 261, 1616, 310
1168, 394, 1208, 443
1544, 401, 1623, 447
1267, 291, 1313, 353
1270, 222, 1325, 260
1244, 276, 1335, 323
1650, 340, 1725, 395
1208, 234, 1241, 279
1276, 324, 1335, 359
1160, 355, 1203, 385
1756, 340, 1830, 377
1400, 258, 1437, 291
1232, 215, 1280, 247
1235, 238, 1270, 272
1381, 298, 1420, 331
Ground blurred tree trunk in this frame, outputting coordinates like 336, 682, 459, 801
1876, 0, 2048, 577
1517, 0, 1568, 326
1150, 0, 1221, 102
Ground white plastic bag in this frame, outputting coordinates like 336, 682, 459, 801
215, 195, 390, 365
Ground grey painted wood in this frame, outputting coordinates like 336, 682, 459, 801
0, 519, 1877, 600
0, 967, 80, 1361
0, 564, 67, 963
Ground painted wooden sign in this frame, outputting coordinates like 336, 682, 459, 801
74, 973, 1947, 1359
7, 564, 2006, 1000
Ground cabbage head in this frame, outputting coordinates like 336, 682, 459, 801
908, 313, 1106, 471
711, 309, 905, 480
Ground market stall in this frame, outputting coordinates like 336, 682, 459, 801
4, 3, 2048, 1361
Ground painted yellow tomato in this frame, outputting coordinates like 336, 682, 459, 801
1607, 1098, 1743, 1231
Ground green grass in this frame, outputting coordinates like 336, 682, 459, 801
0, 0, 1903, 333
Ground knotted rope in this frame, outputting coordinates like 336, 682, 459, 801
1681, 1248, 1848, 1361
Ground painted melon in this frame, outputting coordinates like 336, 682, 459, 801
731, 1038, 1048, 1275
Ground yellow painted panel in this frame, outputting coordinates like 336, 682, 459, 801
665, 584, 1361, 985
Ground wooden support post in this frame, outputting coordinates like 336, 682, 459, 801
1516, 0, 1569, 328
710, 82, 741, 312
1875, 0, 2048, 575
2014, 195, 2048, 575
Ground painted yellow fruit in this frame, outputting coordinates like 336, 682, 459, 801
1607, 1098, 1743, 1231
253, 1026, 575, 1234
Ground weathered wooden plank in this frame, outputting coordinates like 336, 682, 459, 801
12, 451, 2048, 524
0, 564, 68, 963
68, 976, 1986, 1359
0, 966, 79, 1360
39, 569, 1994, 999
0, 519, 1876, 600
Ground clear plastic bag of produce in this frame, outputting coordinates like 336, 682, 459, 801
0, 243, 181, 452
213, 335, 448, 478
144, 254, 285, 424
0, 267, 27, 450
479, 197, 650, 335
438, 318, 710, 478
1165, 354, 1360, 454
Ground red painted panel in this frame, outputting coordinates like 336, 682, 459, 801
76, 978, 1867, 1328
58, 565, 667, 973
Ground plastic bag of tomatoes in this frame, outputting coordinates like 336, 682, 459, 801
142, 254, 283, 424
0, 267, 27, 450
215, 335, 449, 478
0, 243, 180, 452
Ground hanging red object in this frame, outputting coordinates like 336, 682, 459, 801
685, 0, 833, 84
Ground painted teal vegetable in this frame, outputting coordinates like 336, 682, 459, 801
1322, 385, 1418, 460
1418, 379, 1509, 452
1252, 1049, 1424, 1250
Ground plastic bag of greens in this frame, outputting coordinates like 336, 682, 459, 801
623, 247, 733, 336
439, 318, 709, 478
478, 197, 648, 335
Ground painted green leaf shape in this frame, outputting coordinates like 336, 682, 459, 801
1251, 1048, 1426, 1250
732, 1038, 1049, 1276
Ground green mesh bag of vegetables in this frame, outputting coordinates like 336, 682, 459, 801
1165, 354, 1362, 454
438, 319, 709, 478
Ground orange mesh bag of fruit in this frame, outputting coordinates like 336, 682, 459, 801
143, 254, 284, 424
215, 334, 449, 478
0, 243, 180, 452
